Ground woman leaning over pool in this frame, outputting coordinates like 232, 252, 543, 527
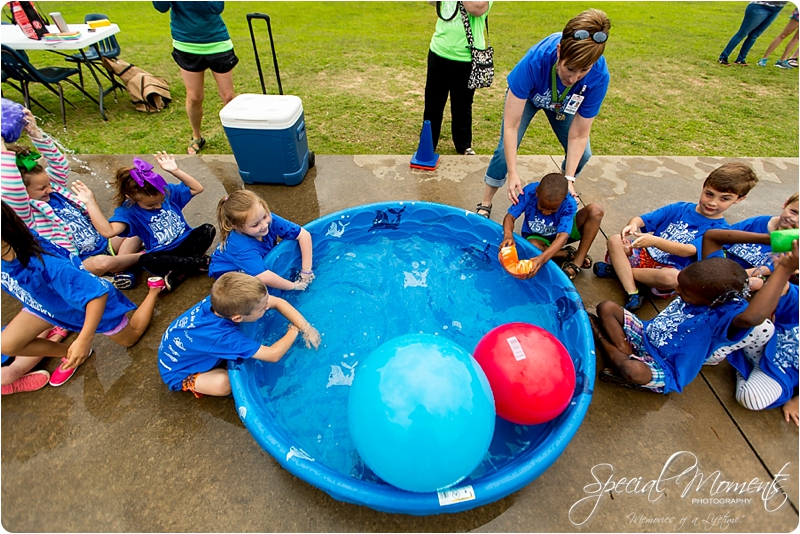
476, 9, 610, 217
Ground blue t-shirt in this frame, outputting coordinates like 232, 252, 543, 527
725, 215, 774, 271
158, 297, 264, 390
507, 182, 577, 240
640, 202, 730, 269
643, 297, 751, 394
507, 33, 610, 119
729, 284, 799, 409
208, 213, 302, 278
109, 183, 194, 253
48, 192, 109, 259
0, 236, 136, 332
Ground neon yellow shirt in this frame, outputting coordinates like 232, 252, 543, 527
429, 1, 491, 63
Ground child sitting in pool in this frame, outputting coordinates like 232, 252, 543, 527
0, 109, 142, 289
500, 172, 604, 280
71, 153, 216, 292
1, 202, 163, 393
158, 271, 320, 397
590, 244, 797, 395
209, 190, 314, 290
701, 193, 799, 291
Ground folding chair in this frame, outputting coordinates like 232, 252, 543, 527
2, 68, 52, 115
1, 44, 99, 129
64, 13, 123, 95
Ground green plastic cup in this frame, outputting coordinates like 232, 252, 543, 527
770, 228, 799, 253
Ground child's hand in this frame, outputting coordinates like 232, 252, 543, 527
630, 231, 657, 249
300, 325, 321, 350
621, 224, 638, 240
299, 270, 315, 284
70, 180, 97, 206
292, 279, 309, 291
782, 396, 799, 426
500, 237, 514, 249
523, 256, 545, 279
63, 337, 93, 370
772, 240, 799, 274
22, 108, 41, 138
154, 151, 179, 173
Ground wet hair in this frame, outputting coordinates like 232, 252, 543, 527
7, 143, 45, 186
560, 9, 611, 70
216, 190, 271, 247
679, 257, 748, 307
785, 193, 799, 207
537, 173, 569, 204
1, 201, 45, 268
211, 272, 268, 318
703, 163, 758, 198
112, 166, 164, 207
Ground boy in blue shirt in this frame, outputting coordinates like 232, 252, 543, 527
158, 272, 320, 397
501, 172, 604, 279
593, 163, 759, 310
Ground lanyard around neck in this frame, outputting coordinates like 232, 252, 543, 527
550, 63, 573, 104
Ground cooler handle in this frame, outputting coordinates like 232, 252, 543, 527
247, 13, 283, 95
296, 120, 306, 141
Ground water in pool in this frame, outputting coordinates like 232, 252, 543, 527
248, 229, 563, 483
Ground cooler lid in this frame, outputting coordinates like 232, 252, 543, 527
219, 94, 304, 130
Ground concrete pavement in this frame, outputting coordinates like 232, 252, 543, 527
1, 153, 798, 532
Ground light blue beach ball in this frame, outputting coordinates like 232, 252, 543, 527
348, 334, 495, 493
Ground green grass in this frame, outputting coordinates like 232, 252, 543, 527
10, 2, 799, 157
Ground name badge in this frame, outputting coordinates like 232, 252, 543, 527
564, 94, 584, 115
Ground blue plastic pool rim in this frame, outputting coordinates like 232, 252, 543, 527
229, 200, 595, 515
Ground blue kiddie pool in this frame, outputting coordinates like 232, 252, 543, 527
230, 201, 594, 515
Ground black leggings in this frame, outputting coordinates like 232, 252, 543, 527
139, 223, 216, 277
422, 49, 476, 154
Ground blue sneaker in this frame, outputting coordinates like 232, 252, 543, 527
757, 58, 767, 67
593, 262, 617, 279
624, 292, 645, 311
775, 60, 794, 69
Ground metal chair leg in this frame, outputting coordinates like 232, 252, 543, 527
58, 83, 67, 130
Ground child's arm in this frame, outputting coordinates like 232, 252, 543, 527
702, 229, 771, 259
63, 293, 107, 370
500, 213, 518, 248
24, 109, 70, 187
782, 396, 799, 426
251, 324, 301, 363
269, 295, 321, 349
732, 240, 798, 329
1, 137, 35, 227
297, 228, 315, 283
630, 231, 697, 257
70, 180, 127, 238
256, 270, 308, 291
154, 152, 204, 196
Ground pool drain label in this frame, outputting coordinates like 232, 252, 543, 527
438, 485, 476, 506
506, 336, 527, 361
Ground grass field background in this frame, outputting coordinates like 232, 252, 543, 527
6, 1, 799, 157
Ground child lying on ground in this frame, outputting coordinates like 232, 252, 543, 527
590, 241, 797, 395
158, 271, 320, 398
500, 172, 604, 280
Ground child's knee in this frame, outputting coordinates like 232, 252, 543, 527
607, 233, 624, 250
584, 203, 605, 221
596, 300, 620, 320
619, 360, 651, 385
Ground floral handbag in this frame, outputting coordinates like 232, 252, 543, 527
458, 2, 493, 89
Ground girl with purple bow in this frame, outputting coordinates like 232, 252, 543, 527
0, 109, 143, 290
72, 153, 215, 292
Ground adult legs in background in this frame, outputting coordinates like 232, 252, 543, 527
736, 5, 784, 62
423, 50, 454, 151
759, 18, 798, 62
448, 60, 476, 154
720, 3, 782, 62
179, 68, 206, 152
211, 69, 236, 106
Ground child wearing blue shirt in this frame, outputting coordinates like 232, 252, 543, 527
0, 202, 162, 393
702, 193, 799, 291
158, 272, 320, 397
501, 172, 604, 279
72, 152, 216, 292
590, 247, 797, 395
209, 190, 314, 291
593, 163, 759, 311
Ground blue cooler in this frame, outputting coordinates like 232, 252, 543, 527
220, 94, 310, 186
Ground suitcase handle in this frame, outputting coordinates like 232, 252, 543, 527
247, 12, 283, 95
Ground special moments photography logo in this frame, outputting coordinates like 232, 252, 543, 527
568, 451, 791, 526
